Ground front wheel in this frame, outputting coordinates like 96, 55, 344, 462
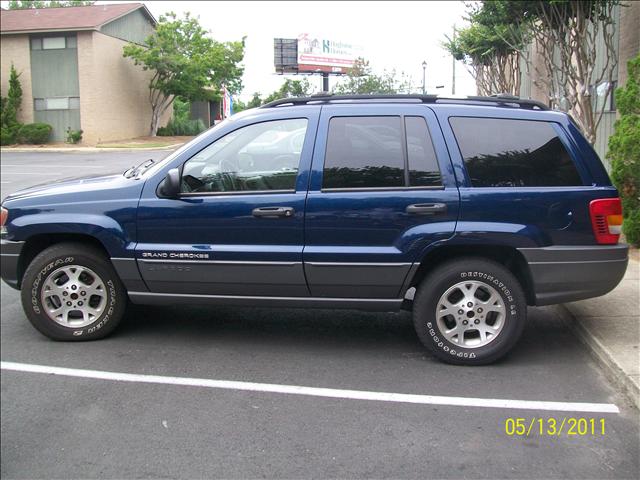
20, 243, 127, 341
412, 258, 527, 365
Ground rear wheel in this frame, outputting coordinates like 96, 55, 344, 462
20, 243, 127, 341
412, 258, 526, 365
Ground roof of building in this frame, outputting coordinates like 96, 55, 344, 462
0, 2, 155, 34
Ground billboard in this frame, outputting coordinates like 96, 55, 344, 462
296, 33, 361, 73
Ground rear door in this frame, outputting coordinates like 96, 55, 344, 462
303, 104, 459, 299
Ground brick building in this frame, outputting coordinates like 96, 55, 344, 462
0, 3, 171, 144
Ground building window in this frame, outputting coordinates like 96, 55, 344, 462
34, 97, 80, 111
42, 37, 66, 49
590, 81, 617, 112
30, 35, 77, 50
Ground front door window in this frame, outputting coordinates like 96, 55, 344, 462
181, 118, 309, 194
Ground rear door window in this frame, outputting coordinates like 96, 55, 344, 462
323, 116, 404, 189
449, 117, 583, 187
323, 115, 442, 189
406, 116, 442, 187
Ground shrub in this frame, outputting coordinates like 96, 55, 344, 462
0, 126, 15, 146
0, 64, 22, 130
16, 123, 52, 144
157, 117, 206, 136
607, 54, 640, 246
66, 127, 83, 144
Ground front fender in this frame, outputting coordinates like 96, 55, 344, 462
9, 212, 135, 257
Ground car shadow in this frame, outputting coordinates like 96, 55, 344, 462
112, 303, 582, 367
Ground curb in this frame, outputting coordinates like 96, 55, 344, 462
557, 304, 640, 410
1, 144, 182, 153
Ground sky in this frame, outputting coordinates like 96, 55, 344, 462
140, 1, 476, 101
1, 0, 477, 101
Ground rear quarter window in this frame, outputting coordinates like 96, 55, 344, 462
449, 117, 583, 187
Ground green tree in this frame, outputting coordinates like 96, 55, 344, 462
0, 64, 23, 131
607, 55, 640, 246
262, 79, 312, 104
442, 2, 528, 96
333, 58, 412, 95
459, 1, 619, 145
240, 79, 312, 109
123, 12, 245, 136
8, 1, 94, 8
231, 98, 247, 114
246, 92, 264, 109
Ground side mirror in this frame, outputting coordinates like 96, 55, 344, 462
158, 168, 180, 198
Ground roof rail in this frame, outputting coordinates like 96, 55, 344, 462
260, 93, 549, 111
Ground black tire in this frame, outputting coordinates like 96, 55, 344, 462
412, 257, 526, 365
20, 242, 127, 341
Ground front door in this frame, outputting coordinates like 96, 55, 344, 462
135, 111, 319, 296
303, 104, 459, 298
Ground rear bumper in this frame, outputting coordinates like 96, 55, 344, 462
518, 244, 629, 306
0, 239, 25, 290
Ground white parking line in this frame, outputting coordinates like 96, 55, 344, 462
2, 165, 109, 168
0, 361, 620, 414
0, 172, 69, 175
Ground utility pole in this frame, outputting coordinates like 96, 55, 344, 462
452, 24, 456, 95
422, 60, 427, 95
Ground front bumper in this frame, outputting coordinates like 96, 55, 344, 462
0, 239, 25, 290
518, 244, 629, 306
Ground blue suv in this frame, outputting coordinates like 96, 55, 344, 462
0, 94, 628, 365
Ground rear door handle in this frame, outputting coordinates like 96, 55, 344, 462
406, 203, 447, 215
252, 206, 295, 218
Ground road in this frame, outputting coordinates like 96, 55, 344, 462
1, 150, 639, 479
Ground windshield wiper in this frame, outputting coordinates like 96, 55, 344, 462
123, 159, 155, 178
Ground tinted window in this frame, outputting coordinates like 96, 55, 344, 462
449, 117, 583, 187
405, 116, 442, 187
181, 118, 307, 194
324, 116, 404, 189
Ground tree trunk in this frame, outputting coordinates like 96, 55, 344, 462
149, 109, 160, 137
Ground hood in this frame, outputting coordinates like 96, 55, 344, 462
2, 172, 143, 205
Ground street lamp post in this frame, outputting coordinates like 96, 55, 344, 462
422, 61, 427, 95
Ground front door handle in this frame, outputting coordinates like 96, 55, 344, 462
406, 203, 447, 215
252, 206, 295, 218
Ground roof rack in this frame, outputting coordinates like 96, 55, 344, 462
261, 93, 549, 111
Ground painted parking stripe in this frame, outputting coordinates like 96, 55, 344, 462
1, 165, 109, 168
1, 361, 620, 414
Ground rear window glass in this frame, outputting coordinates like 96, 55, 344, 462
449, 117, 583, 187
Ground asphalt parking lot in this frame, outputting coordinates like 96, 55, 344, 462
1, 151, 639, 479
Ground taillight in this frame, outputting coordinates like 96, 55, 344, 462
589, 198, 622, 244
0, 207, 7, 228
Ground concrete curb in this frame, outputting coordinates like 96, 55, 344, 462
557, 304, 640, 410
1, 144, 182, 153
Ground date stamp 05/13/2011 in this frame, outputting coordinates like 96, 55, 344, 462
505, 418, 606, 437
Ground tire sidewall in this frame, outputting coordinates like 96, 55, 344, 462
414, 261, 526, 364
22, 249, 124, 340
